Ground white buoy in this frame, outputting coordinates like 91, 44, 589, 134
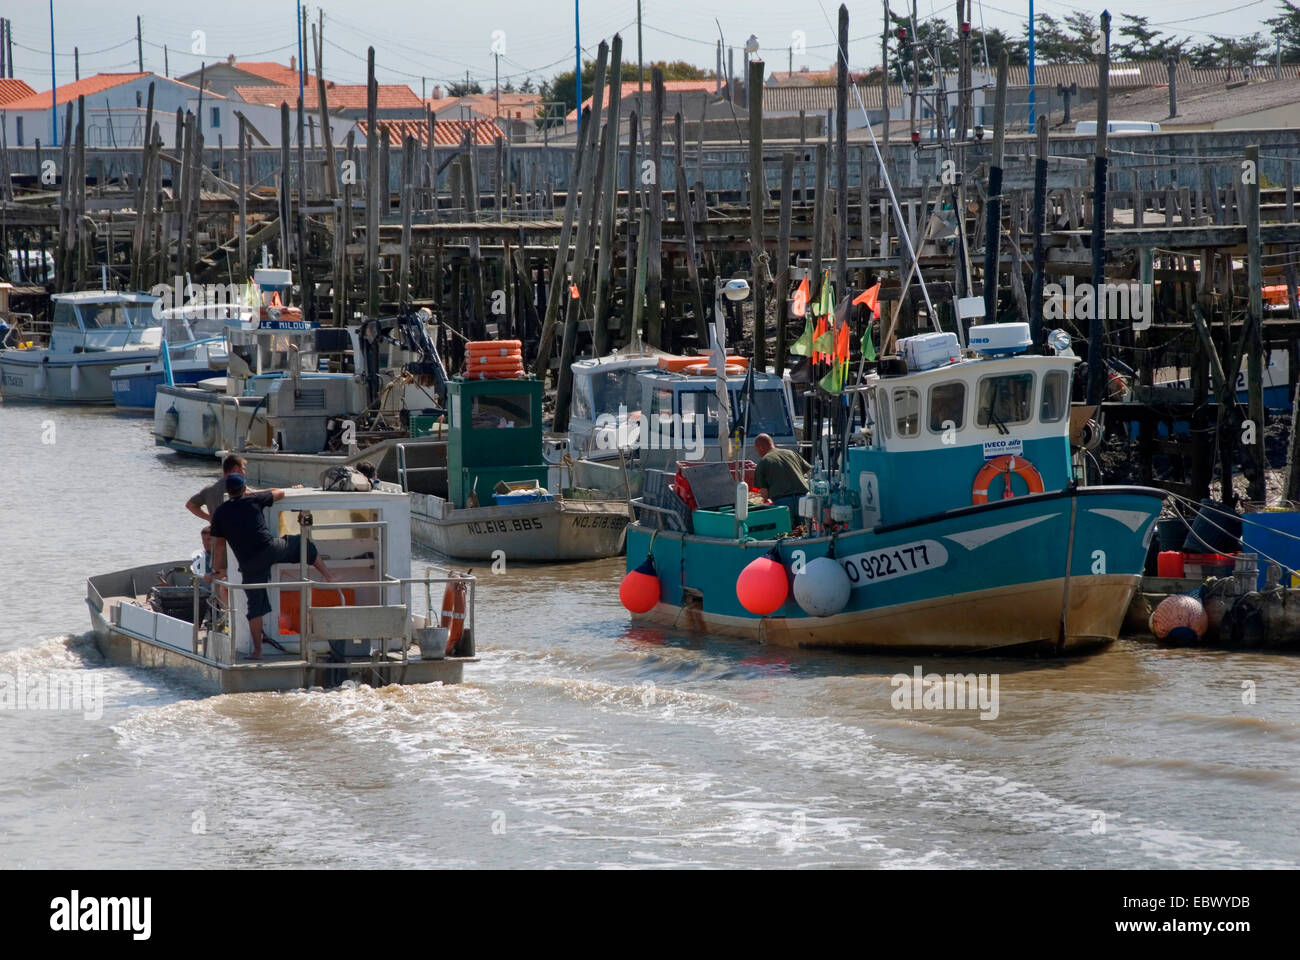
793, 556, 852, 617
70, 363, 81, 394
35, 362, 47, 393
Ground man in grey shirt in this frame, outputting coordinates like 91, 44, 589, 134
186, 454, 248, 522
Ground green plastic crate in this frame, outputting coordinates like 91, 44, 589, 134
692, 504, 792, 539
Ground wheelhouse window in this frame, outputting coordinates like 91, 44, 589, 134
1040, 369, 1070, 423
471, 393, 531, 429
875, 388, 891, 440
976, 373, 1035, 428
892, 387, 920, 437
928, 381, 966, 433
52, 302, 80, 328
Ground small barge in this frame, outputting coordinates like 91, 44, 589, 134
86, 488, 477, 694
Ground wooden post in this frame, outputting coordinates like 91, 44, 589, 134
645, 68, 665, 348
624, 111, 639, 332
835, 4, 849, 295
313, 17, 336, 200
534, 41, 607, 379
237, 115, 248, 278
673, 112, 707, 343
983, 50, 1008, 323
776, 151, 794, 373
1245, 143, 1265, 502
399, 135, 414, 305
1085, 13, 1111, 405
593, 33, 624, 354
365, 47, 380, 315
1029, 121, 1049, 349
748, 57, 767, 368
811, 143, 827, 292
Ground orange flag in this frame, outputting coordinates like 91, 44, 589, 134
791, 273, 810, 317
834, 320, 851, 365
569, 283, 580, 300
853, 282, 882, 319
812, 315, 828, 363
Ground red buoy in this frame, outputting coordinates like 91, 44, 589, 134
620, 555, 661, 614
737, 548, 789, 616
1149, 593, 1208, 643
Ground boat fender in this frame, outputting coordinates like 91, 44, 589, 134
971, 455, 1045, 505
620, 554, 661, 614
737, 545, 789, 616
792, 555, 852, 617
70, 363, 80, 393
201, 409, 221, 450
1149, 593, 1207, 644
35, 359, 47, 393
439, 579, 468, 655
160, 405, 180, 440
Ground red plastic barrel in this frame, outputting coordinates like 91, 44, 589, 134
1157, 551, 1185, 578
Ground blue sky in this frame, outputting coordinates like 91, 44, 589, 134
2, 0, 1280, 93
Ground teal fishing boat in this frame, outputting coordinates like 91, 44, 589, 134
622, 323, 1166, 654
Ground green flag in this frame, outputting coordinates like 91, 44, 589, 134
815, 271, 834, 318
811, 328, 835, 355
789, 318, 815, 356
860, 323, 877, 362
819, 358, 847, 395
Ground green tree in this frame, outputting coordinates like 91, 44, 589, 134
1187, 33, 1269, 70
971, 26, 1028, 68
1265, 0, 1300, 60
1113, 14, 1191, 61
448, 80, 483, 96
542, 60, 712, 114
888, 13, 952, 86
1027, 13, 1094, 63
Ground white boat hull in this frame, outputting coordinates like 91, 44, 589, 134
410, 494, 631, 562
2, 348, 156, 403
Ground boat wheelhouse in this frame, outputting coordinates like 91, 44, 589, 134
624, 325, 1166, 654
0, 291, 162, 403
404, 374, 632, 562
87, 488, 476, 694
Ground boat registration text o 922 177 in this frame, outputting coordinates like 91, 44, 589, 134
836, 539, 948, 587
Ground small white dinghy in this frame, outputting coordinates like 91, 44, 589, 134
86, 488, 478, 694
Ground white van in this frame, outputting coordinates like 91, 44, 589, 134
1074, 120, 1161, 135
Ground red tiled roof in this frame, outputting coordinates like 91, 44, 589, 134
359, 117, 502, 146
3, 72, 150, 111
567, 80, 716, 120
226, 61, 314, 86
0, 78, 37, 107
234, 82, 421, 111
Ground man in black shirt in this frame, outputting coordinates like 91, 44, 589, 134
210, 474, 337, 660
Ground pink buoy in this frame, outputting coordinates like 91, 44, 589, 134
620, 555, 661, 614
737, 548, 789, 616
1149, 593, 1208, 643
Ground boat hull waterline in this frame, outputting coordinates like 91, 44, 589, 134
626, 486, 1166, 653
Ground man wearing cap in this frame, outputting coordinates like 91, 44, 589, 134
209, 474, 336, 660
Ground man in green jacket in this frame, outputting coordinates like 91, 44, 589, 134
753, 433, 811, 523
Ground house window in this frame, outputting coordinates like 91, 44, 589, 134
211, 107, 221, 128
15, 116, 23, 146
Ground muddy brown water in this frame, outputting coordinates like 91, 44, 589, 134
1, 404, 1297, 867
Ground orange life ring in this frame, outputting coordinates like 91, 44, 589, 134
467, 339, 522, 354
657, 354, 749, 372
439, 580, 467, 655
972, 455, 1045, 504
468, 355, 524, 367
683, 361, 746, 376
466, 370, 524, 380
